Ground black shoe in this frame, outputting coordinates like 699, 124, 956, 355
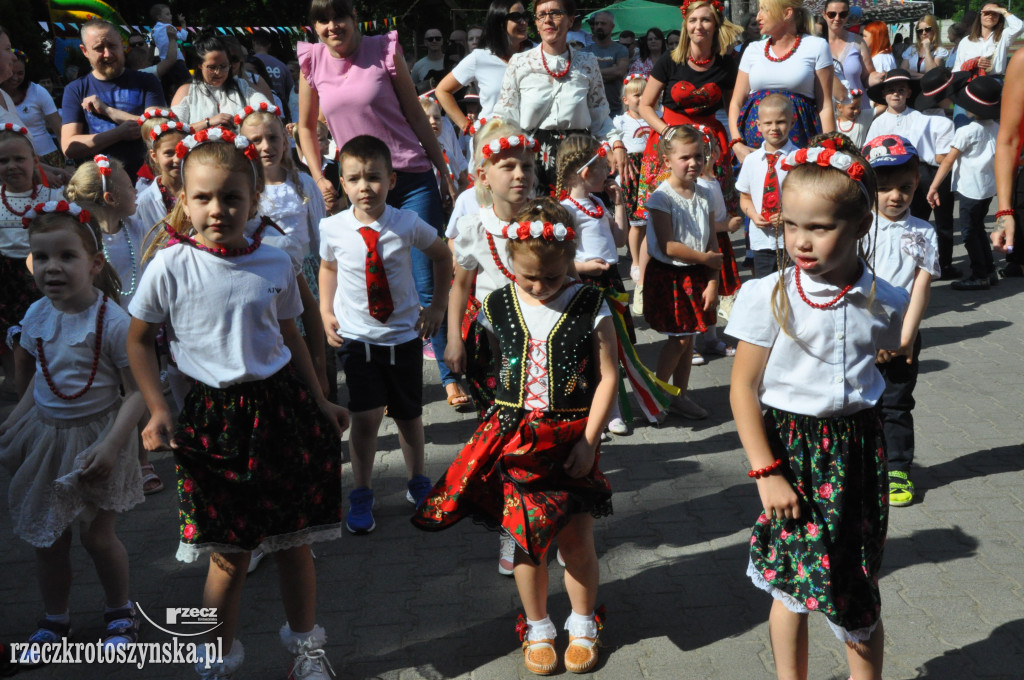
1000, 262, 1024, 277
950, 277, 991, 290
939, 265, 963, 281
988, 272, 1000, 286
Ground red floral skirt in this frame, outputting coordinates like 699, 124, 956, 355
718, 233, 742, 296
411, 411, 612, 563
642, 259, 716, 334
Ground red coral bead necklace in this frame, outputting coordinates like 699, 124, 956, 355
541, 46, 571, 79
37, 294, 108, 400
764, 34, 801, 63
794, 266, 856, 309
2, 183, 40, 217
565, 194, 604, 218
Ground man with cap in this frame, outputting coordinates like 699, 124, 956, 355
926, 76, 1003, 290
866, 69, 958, 279
861, 134, 940, 508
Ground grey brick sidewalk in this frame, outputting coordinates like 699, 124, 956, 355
2, 236, 1023, 679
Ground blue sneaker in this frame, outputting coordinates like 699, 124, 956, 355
17, 618, 71, 666
346, 487, 375, 534
405, 474, 433, 507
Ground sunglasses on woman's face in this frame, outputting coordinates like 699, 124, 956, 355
916, 27, 932, 34
506, 11, 532, 23
825, 10, 849, 19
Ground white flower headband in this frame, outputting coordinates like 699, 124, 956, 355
502, 220, 576, 242
779, 143, 871, 205
468, 115, 501, 136
21, 201, 99, 249
622, 73, 647, 86
136, 109, 177, 126
150, 120, 192, 143
176, 126, 260, 182
577, 142, 612, 174
0, 123, 29, 137
94, 155, 111, 194
481, 134, 541, 159
233, 102, 283, 128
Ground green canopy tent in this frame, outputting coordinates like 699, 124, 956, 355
582, 0, 684, 38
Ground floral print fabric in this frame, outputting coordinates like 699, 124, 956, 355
749, 408, 888, 639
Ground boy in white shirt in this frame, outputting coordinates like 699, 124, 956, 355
926, 76, 1002, 290
865, 70, 958, 279
862, 134, 940, 508
149, 4, 186, 61
319, 136, 453, 534
735, 94, 798, 278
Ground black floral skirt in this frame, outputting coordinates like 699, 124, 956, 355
748, 407, 887, 642
463, 317, 497, 420
173, 365, 343, 562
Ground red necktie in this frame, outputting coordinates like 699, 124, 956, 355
358, 227, 394, 323
761, 152, 781, 222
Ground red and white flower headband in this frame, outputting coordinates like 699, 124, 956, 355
468, 115, 501, 136
680, 0, 723, 17
136, 109, 177, 126
623, 73, 647, 86
233, 102, 283, 128
176, 127, 259, 162
481, 134, 541, 159
780, 145, 871, 204
502, 220, 576, 242
150, 120, 192, 143
0, 123, 29, 137
94, 155, 111, 194
577, 142, 612, 174
21, 200, 93, 240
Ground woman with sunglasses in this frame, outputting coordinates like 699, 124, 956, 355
493, 0, 627, 193
170, 34, 273, 130
435, 0, 532, 132
900, 15, 948, 75
953, 3, 1022, 77
822, 0, 880, 101
728, 0, 835, 162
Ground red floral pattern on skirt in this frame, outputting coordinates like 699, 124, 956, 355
642, 259, 717, 334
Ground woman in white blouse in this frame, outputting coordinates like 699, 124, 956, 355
170, 34, 272, 129
435, 0, 531, 131
900, 15, 949, 76
493, 0, 626, 192
1, 51, 63, 167
953, 3, 1023, 76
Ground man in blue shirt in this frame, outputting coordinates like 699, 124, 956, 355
61, 19, 165, 176
585, 12, 629, 115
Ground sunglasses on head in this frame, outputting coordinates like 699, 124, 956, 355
825, 10, 849, 19
506, 11, 532, 22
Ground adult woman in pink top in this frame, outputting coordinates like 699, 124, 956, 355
298, 0, 464, 406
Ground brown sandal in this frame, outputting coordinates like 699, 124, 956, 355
445, 384, 473, 411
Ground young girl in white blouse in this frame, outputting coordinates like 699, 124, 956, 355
727, 137, 909, 680
613, 73, 651, 266
643, 125, 721, 421
1, 201, 145, 663
135, 118, 191, 236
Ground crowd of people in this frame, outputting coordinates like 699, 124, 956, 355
0, 0, 1019, 677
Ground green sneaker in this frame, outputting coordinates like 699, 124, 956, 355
889, 470, 915, 507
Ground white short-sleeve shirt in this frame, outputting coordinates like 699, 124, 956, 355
698, 176, 728, 223
612, 112, 651, 154
862, 213, 940, 292
645, 181, 713, 265
452, 206, 517, 300
258, 175, 327, 258
129, 242, 302, 388
319, 205, 439, 345
734, 141, 797, 251
864, 109, 953, 166
450, 48, 511, 118
21, 292, 131, 419
562, 195, 618, 264
836, 106, 875, 150
950, 119, 998, 200
17, 83, 59, 156
739, 35, 832, 100
445, 187, 481, 239
725, 265, 909, 416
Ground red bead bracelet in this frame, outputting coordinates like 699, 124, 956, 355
995, 209, 1015, 219
748, 458, 783, 478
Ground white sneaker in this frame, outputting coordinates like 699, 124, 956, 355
556, 549, 565, 567
498, 533, 515, 576
288, 648, 336, 680
631, 284, 643, 315
606, 417, 629, 436
691, 350, 706, 366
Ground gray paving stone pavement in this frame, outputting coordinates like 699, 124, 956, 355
2, 234, 1023, 679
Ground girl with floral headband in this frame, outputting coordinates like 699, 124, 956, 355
125, 127, 348, 680
1, 200, 144, 667
726, 137, 909, 680
0, 123, 63, 392
136, 108, 179, 192
135, 119, 192, 244
415, 196, 615, 676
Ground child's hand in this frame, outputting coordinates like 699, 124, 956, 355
142, 410, 177, 452
575, 259, 611, 275
564, 438, 597, 478
317, 399, 350, 437
444, 339, 468, 374
80, 443, 117, 481
926, 187, 940, 208
417, 305, 445, 340
207, 113, 234, 129
728, 216, 743, 233
749, 212, 772, 229
880, 343, 915, 365
702, 286, 718, 312
322, 313, 343, 348
604, 180, 623, 205
703, 251, 724, 270
756, 474, 801, 521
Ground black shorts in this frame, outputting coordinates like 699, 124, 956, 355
338, 338, 423, 420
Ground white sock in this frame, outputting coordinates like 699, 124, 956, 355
45, 611, 70, 625
105, 601, 132, 614
526, 616, 556, 641
564, 611, 597, 638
